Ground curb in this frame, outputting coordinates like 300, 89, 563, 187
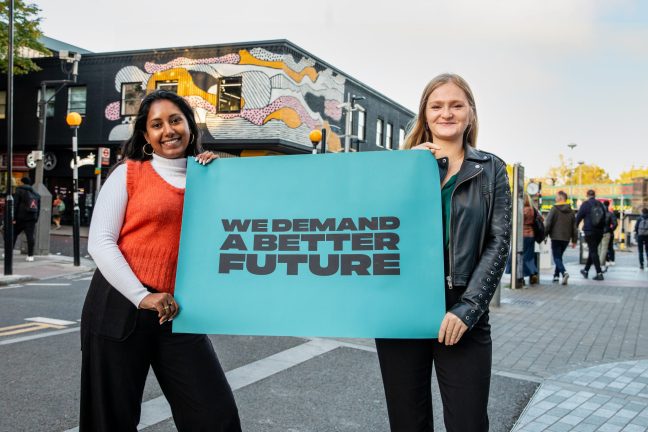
0, 275, 37, 286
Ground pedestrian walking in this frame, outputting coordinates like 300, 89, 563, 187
11, 177, 40, 261
598, 200, 616, 270
544, 190, 578, 284
80, 90, 241, 432
523, 194, 542, 285
375, 73, 511, 432
576, 189, 606, 280
636, 208, 648, 270
51, 194, 64, 230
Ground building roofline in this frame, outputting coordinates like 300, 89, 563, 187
82, 39, 414, 116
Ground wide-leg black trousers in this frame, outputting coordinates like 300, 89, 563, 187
376, 319, 491, 432
79, 271, 240, 432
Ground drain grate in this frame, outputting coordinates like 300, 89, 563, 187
500, 298, 538, 306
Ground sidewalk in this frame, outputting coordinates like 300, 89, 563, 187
0, 250, 95, 286
499, 248, 648, 431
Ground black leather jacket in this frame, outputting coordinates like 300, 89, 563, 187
437, 145, 512, 330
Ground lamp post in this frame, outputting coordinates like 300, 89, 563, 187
66, 112, 82, 266
567, 143, 577, 204
309, 129, 322, 154
4, 0, 15, 275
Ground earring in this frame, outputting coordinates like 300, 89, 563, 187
143, 142, 154, 156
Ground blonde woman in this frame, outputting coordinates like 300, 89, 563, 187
375, 74, 511, 432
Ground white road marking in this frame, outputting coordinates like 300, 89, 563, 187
25, 283, 71, 286
0, 327, 80, 345
25, 317, 77, 326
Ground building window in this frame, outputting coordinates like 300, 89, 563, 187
399, 127, 405, 149
0, 91, 6, 119
67, 86, 87, 115
386, 123, 393, 150
156, 80, 178, 93
218, 77, 242, 113
37, 88, 56, 118
121, 83, 146, 116
357, 110, 366, 141
376, 119, 384, 147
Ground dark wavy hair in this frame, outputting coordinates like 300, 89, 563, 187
120, 90, 202, 162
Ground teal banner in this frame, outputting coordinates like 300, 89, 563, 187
173, 151, 445, 338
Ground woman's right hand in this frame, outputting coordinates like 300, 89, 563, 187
411, 142, 441, 155
139, 292, 179, 324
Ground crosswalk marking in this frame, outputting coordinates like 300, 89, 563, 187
0, 322, 65, 337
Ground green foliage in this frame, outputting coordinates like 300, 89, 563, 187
0, 0, 49, 75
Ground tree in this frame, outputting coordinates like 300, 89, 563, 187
618, 166, 648, 183
546, 156, 612, 185
0, 0, 49, 75
571, 164, 612, 185
546, 154, 572, 185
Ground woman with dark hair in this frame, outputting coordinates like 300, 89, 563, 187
80, 90, 241, 431
375, 74, 511, 431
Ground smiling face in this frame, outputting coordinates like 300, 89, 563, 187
425, 82, 473, 144
143, 99, 191, 159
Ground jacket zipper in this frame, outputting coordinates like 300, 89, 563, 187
447, 167, 483, 289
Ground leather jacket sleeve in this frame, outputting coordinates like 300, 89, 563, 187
449, 159, 512, 330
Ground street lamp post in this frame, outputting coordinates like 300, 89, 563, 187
567, 143, 577, 204
4, 0, 15, 276
309, 129, 322, 154
66, 112, 82, 266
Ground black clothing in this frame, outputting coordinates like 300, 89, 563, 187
12, 220, 36, 256
575, 197, 604, 234
435, 145, 512, 330
376, 146, 511, 432
376, 327, 491, 432
638, 236, 648, 267
80, 271, 241, 432
545, 204, 578, 243
584, 232, 603, 274
14, 185, 40, 222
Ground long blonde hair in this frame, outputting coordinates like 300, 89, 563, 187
403, 73, 478, 149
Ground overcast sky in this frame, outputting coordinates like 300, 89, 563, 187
35, 0, 646, 180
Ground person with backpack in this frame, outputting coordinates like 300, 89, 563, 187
576, 189, 606, 280
544, 190, 578, 285
635, 208, 648, 270
12, 177, 40, 262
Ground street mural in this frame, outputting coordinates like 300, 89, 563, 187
104, 47, 344, 151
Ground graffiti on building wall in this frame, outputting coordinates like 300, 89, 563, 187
105, 47, 344, 151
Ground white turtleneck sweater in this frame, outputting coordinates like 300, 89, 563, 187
88, 154, 188, 307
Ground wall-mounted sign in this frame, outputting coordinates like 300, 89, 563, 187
71, 153, 96, 169
99, 147, 111, 166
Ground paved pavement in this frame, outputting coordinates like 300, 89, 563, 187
2, 232, 647, 431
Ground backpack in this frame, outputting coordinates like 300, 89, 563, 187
589, 201, 606, 229
532, 208, 545, 243
21, 189, 40, 215
638, 218, 648, 236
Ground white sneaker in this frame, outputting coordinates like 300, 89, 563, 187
26, 256, 34, 262
609, 261, 615, 266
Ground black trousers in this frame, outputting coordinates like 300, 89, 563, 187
12, 220, 36, 256
638, 235, 648, 266
80, 302, 241, 432
584, 232, 603, 274
375, 320, 491, 432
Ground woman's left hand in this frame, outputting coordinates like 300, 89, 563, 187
438, 312, 468, 346
195, 151, 219, 165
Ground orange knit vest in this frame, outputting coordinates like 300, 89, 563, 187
118, 160, 185, 293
